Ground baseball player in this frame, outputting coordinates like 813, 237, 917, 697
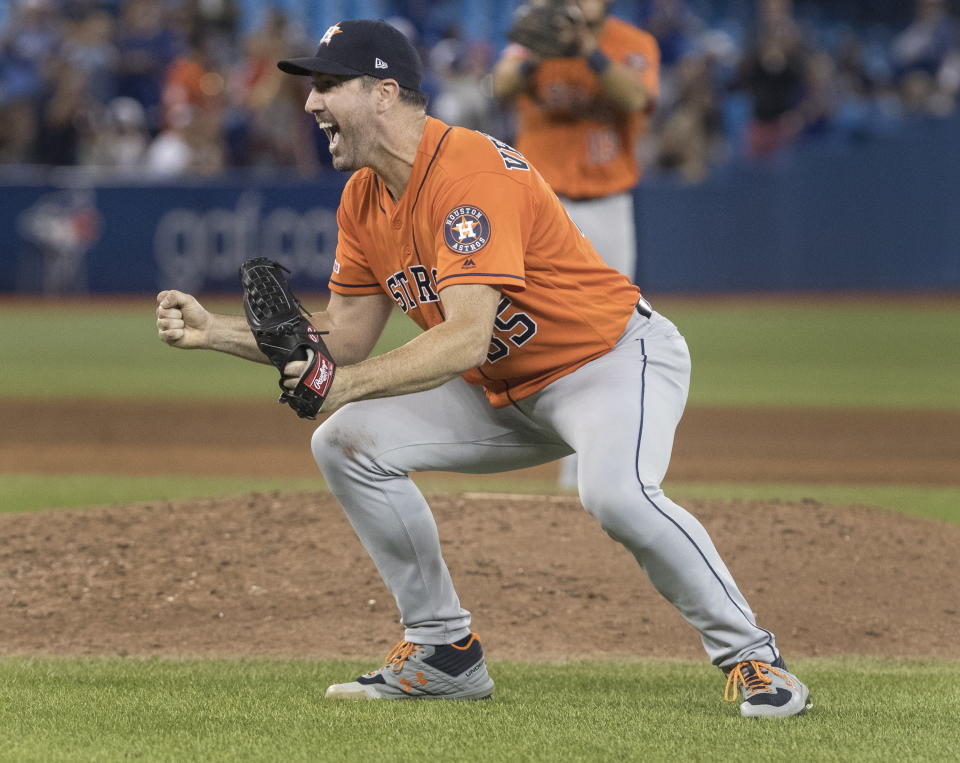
492, 0, 660, 489
492, 0, 658, 282
155, 20, 810, 718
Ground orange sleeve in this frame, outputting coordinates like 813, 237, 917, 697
430, 172, 535, 293
328, 197, 382, 296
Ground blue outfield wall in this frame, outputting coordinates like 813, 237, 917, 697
1, 115, 958, 296
634, 115, 960, 293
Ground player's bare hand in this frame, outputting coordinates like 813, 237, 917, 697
282, 355, 347, 414
281, 358, 309, 392
156, 290, 212, 349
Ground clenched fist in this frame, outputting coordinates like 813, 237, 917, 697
156, 290, 212, 349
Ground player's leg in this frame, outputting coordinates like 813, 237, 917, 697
520, 309, 779, 669
560, 193, 637, 280
311, 377, 568, 646
556, 192, 638, 489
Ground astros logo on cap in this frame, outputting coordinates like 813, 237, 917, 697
444, 206, 491, 254
320, 23, 343, 45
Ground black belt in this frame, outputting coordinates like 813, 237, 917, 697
635, 297, 652, 318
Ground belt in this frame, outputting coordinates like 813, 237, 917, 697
635, 297, 652, 318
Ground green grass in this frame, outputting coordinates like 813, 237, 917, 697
0, 301, 421, 401
3, 474, 958, 526
0, 657, 956, 762
2, 299, 957, 408
665, 481, 960, 525
0, 474, 325, 513
672, 302, 960, 409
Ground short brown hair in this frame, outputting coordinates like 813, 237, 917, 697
360, 75, 428, 110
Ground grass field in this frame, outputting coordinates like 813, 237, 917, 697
1, 658, 958, 762
3, 299, 958, 408
2, 296, 958, 760
4, 473, 960, 524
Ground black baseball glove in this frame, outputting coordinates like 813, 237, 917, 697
507, 0, 580, 59
239, 257, 335, 420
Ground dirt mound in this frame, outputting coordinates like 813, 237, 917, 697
2, 492, 957, 661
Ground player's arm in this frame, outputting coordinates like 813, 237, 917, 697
591, 53, 652, 113
314, 291, 394, 365
155, 289, 392, 366
579, 31, 654, 114
283, 284, 500, 413
156, 290, 268, 363
491, 47, 538, 101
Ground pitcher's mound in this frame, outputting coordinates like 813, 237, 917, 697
2, 492, 957, 659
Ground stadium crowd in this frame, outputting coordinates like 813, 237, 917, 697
0, 0, 958, 182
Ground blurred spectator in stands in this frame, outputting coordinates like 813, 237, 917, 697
82, 95, 149, 169
61, 11, 118, 105
798, 50, 838, 141
892, 0, 957, 77
652, 52, 723, 183
429, 27, 494, 131
144, 100, 224, 176
832, 33, 885, 139
734, 0, 809, 159
115, 0, 183, 126
183, 0, 239, 67
892, 0, 960, 116
4, 0, 62, 71
643, 0, 703, 67
144, 102, 192, 175
164, 36, 219, 111
2, 0, 959, 179
36, 54, 92, 165
939, 45, 960, 106
0, 96, 38, 163
227, 8, 317, 172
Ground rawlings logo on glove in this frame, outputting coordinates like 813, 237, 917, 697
239, 257, 336, 419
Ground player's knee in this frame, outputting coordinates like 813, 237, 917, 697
311, 412, 375, 475
580, 479, 664, 548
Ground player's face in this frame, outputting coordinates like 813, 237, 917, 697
305, 73, 376, 172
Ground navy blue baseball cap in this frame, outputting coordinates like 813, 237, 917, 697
277, 19, 423, 92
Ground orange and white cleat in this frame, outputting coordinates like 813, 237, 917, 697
724, 657, 812, 718
325, 633, 494, 700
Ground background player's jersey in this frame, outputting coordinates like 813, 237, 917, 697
330, 116, 641, 408
509, 17, 660, 200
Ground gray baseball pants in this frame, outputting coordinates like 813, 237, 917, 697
311, 310, 779, 669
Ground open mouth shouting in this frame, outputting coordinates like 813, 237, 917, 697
316, 118, 341, 152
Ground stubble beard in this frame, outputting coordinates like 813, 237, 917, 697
330, 121, 373, 173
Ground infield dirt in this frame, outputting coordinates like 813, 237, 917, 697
3, 399, 958, 660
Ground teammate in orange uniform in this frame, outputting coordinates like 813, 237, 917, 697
493, 1, 660, 488
492, 0, 659, 281
155, 20, 810, 717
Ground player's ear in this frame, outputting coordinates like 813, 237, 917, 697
376, 78, 401, 111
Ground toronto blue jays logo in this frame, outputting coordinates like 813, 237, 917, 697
443, 206, 490, 254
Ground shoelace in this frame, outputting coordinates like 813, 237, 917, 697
723, 660, 793, 703
383, 641, 423, 673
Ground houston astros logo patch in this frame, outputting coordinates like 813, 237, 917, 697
444, 206, 490, 254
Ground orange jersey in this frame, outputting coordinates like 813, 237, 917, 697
330, 117, 642, 408
509, 16, 660, 199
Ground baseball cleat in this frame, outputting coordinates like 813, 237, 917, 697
325, 632, 494, 700
723, 657, 812, 718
